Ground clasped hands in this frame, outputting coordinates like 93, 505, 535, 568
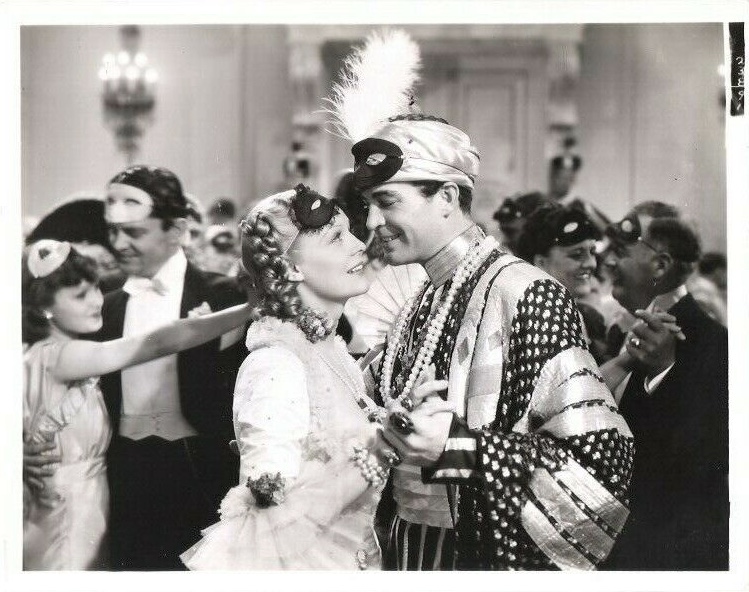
624, 307, 685, 378
379, 364, 455, 468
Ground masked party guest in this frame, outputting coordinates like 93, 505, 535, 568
181, 185, 448, 570
22, 240, 252, 570
182, 193, 207, 268
202, 225, 240, 276
547, 138, 610, 237
99, 166, 249, 570
515, 203, 609, 363
492, 191, 549, 255
328, 30, 634, 570
601, 204, 728, 570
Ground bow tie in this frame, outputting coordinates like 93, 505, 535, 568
123, 276, 169, 296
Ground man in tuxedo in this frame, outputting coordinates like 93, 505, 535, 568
601, 202, 729, 570
98, 166, 246, 570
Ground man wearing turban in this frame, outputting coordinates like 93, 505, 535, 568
356, 112, 634, 570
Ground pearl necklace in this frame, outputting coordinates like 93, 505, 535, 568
380, 237, 495, 409
315, 337, 378, 417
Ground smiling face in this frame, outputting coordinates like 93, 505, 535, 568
535, 239, 597, 298
363, 182, 451, 265
108, 216, 184, 278
106, 183, 185, 278
603, 237, 658, 313
290, 213, 372, 305
49, 280, 104, 335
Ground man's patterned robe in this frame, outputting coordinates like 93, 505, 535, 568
376, 246, 634, 570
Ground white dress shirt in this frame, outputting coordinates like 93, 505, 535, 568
119, 249, 198, 440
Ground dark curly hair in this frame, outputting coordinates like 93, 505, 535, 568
239, 192, 303, 321
22, 246, 99, 345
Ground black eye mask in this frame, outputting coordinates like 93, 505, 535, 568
291, 184, 337, 229
493, 197, 521, 223
554, 209, 598, 246
605, 214, 642, 245
351, 138, 404, 192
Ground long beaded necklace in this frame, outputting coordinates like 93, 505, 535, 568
380, 236, 496, 410
314, 336, 379, 418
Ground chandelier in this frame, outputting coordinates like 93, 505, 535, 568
98, 25, 158, 163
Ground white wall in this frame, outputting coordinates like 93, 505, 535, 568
578, 23, 726, 253
21, 25, 292, 218
22, 24, 726, 255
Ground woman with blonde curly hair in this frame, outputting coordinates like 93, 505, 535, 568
181, 184, 448, 570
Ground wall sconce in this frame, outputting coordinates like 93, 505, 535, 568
98, 25, 158, 163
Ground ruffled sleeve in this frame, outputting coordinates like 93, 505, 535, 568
24, 340, 61, 433
23, 339, 92, 443
233, 346, 309, 486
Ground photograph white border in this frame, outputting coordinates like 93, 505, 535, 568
2, 2, 747, 591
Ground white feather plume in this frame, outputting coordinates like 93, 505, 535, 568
323, 29, 421, 143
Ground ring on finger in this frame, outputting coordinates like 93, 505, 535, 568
389, 411, 415, 435
630, 336, 641, 348
380, 446, 402, 467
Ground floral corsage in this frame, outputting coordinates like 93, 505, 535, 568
247, 472, 286, 508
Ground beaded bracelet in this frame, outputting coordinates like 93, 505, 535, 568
351, 444, 388, 488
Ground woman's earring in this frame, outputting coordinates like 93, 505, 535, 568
43, 310, 53, 320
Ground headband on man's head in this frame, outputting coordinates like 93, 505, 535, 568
27, 239, 73, 278
324, 30, 480, 192
351, 117, 480, 192
105, 165, 188, 224
605, 213, 700, 263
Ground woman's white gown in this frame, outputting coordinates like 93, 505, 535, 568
181, 317, 382, 570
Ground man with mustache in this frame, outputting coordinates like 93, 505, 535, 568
354, 113, 635, 570
600, 202, 728, 570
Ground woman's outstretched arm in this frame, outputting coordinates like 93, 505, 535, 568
52, 302, 252, 382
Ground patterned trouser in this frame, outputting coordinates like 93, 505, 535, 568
384, 515, 456, 571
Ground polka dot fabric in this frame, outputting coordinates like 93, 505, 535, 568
453, 279, 634, 569
457, 431, 561, 569
561, 429, 634, 504
495, 279, 588, 432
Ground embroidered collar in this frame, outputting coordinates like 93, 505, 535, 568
423, 224, 485, 287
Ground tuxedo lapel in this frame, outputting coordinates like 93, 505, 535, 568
99, 289, 130, 429
180, 263, 206, 318
102, 289, 129, 340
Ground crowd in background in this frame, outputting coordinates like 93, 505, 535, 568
20, 136, 729, 571
22, 138, 728, 347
